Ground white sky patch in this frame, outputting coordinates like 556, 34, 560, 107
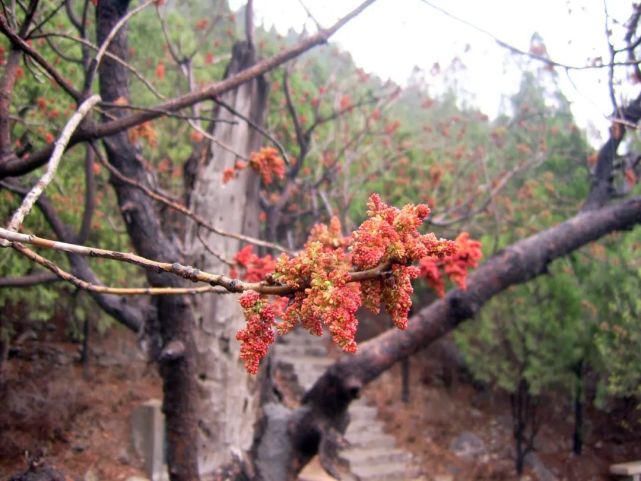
231, 0, 636, 144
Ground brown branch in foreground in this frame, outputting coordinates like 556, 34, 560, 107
0, 226, 392, 295
11, 242, 229, 295
0, 0, 378, 179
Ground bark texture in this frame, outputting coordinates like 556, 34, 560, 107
96, 2, 199, 480
184, 41, 268, 473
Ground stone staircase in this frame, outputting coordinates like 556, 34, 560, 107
273, 328, 424, 481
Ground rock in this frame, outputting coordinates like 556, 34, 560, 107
71, 443, 88, 453
449, 431, 487, 460
434, 475, 454, 481
117, 447, 130, 465
525, 453, 558, 481
83, 467, 98, 481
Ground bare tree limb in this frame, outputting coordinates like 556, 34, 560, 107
10, 243, 230, 295
305, 195, 641, 406
2, 94, 100, 242
0, 226, 397, 295
84, 0, 154, 91
0, 0, 378, 179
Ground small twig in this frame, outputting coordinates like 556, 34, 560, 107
11, 242, 230, 295
0, 270, 58, 287
187, 119, 250, 162
26, 0, 65, 38
418, 0, 641, 72
604, 1, 620, 115
196, 228, 235, 267
296, 0, 322, 31
215, 97, 291, 166
33, 32, 165, 99
85, 0, 154, 90
2, 95, 100, 243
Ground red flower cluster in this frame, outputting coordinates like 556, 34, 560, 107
221, 147, 285, 185
351, 194, 455, 328
231, 245, 276, 282
236, 291, 277, 374
221, 160, 248, 184
419, 232, 483, 297
232, 195, 481, 374
249, 147, 286, 185
273, 218, 360, 352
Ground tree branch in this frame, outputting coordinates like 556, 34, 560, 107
0, 13, 81, 100
308, 196, 641, 395
1, 95, 100, 242
0, 226, 395, 295
0, 0, 378, 179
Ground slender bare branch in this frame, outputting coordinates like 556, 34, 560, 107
10, 241, 230, 295
0, 0, 379, 179
215, 96, 291, 166
0, 226, 394, 295
33, 32, 166, 99
418, 0, 641, 72
85, 0, 154, 89
2, 95, 100, 241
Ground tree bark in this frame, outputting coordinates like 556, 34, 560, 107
572, 360, 584, 455
96, 2, 199, 480
184, 41, 268, 473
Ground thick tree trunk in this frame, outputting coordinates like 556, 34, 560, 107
511, 379, 530, 475
96, 2, 199, 480
572, 360, 584, 455
184, 42, 268, 473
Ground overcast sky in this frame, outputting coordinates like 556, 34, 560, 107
230, 0, 635, 143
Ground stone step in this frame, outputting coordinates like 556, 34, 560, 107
348, 405, 378, 421
342, 446, 411, 466
271, 329, 422, 481
273, 343, 328, 357
345, 423, 386, 437
347, 417, 384, 431
344, 432, 397, 449
351, 460, 413, 481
